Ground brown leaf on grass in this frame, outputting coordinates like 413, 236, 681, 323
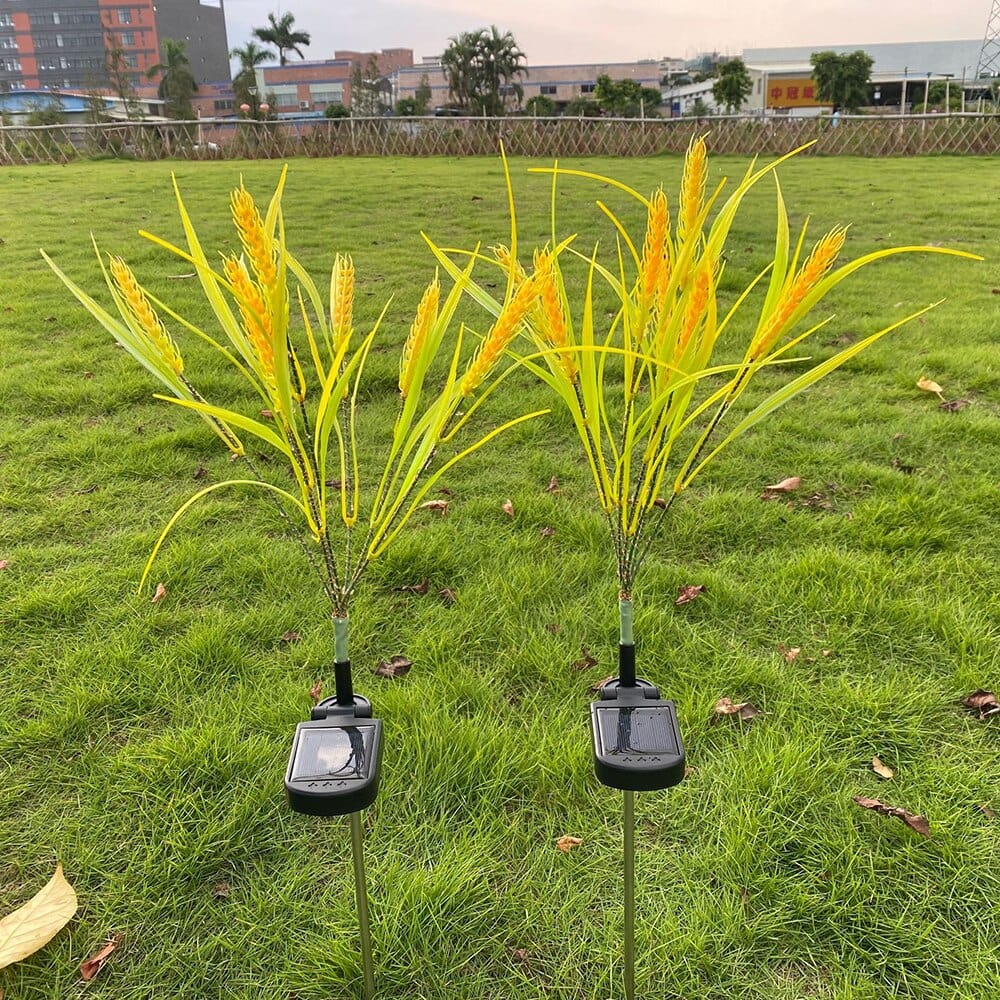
418, 500, 449, 515
374, 655, 412, 679
308, 679, 323, 703
939, 399, 970, 412
260, 408, 274, 419
544, 476, 561, 494
674, 584, 705, 606
711, 697, 760, 723
916, 376, 944, 399
510, 947, 531, 966
544, 623, 562, 634
763, 476, 801, 495
778, 644, 801, 664
0, 864, 78, 971
211, 881, 231, 900
438, 587, 457, 606
555, 835, 583, 852
853, 796, 931, 838
0, 560, 8, 571
871, 757, 895, 780
151, 582, 167, 605
392, 579, 429, 595
193, 464, 208, 481
79, 933, 123, 982
501, 499, 515, 517
652, 497, 667, 509
571, 645, 597, 671
962, 689, 1000, 719
539, 526, 556, 538
280, 630, 301, 644
975, 804, 996, 820
590, 675, 615, 693
437, 487, 454, 497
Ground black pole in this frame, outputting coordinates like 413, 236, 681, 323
334, 659, 355, 707
619, 642, 636, 688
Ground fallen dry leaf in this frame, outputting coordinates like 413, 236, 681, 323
211, 881, 231, 900
652, 497, 667, 509
590, 675, 615, 693
871, 757, 895, 780
193, 464, 208, 481
962, 689, 1000, 719
555, 835, 583, 852
437, 487, 454, 497
260, 408, 274, 419
79, 933, 123, 982
710, 697, 760, 723
308, 679, 323, 703
975, 804, 996, 820
764, 476, 802, 495
539, 526, 556, 538
544, 623, 562, 634
939, 399, 970, 412
392, 579, 429, 595
674, 584, 705, 606
510, 947, 530, 965
916, 376, 944, 399
544, 476, 561, 494
778, 644, 801, 664
151, 582, 167, 605
418, 500, 449, 515
280, 630, 301, 644
853, 796, 931, 838
501, 499, 515, 517
0, 864, 78, 971
0, 560, 8, 571
571, 645, 598, 671
438, 587, 457, 606
374, 655, 412, 679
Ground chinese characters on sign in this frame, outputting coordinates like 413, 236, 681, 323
768, 77, 824, 109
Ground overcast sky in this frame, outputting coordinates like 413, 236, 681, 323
221, 0, 990, 65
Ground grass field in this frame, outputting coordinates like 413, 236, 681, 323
1, 152, 999, 1000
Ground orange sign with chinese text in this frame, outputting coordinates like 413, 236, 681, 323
767, 77, 826, 109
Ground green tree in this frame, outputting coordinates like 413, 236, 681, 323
103, 27, 142, 119
324, 102, 349, 118
253, 11, 310, 66
712, 57, 752, 112
563, 95, 602, 117
414, 73, 432, 114
809, 50, 873, 112
685, 97, 712, 117
525, 94, 556, 116
230, 40, 274, 117
594, 75, 661, 117
441, 25, 526, 115
350, 55, 390, 116
147, 38, 198, 119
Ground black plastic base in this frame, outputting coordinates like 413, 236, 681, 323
591, 674, 685, 792
286, 693, 382, 816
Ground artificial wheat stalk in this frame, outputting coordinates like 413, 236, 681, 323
109, 256, 183, 374
677, 136, 708, 247
223, 256, 276, 388
675, 264, 711, 361
399, 275, 440, 397
492, 244, 527, 287
331, 253, 355, 354
750, 226, 847, 359
230, 183, 277, 293
532, 249, 577, 383
640, 188, 669, 312
460, 276, 538, 396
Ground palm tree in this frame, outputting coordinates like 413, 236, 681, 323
147, 38, 197, 119
230, 40, 274, 117
441, 25, 526, 116
253, 12, 310, 66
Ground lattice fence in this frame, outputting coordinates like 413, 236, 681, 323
2, 113, 999, 165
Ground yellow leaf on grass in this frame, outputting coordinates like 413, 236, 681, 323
916, 376, 944, 396
0, 864, 78, 970
872, 756, 895, 780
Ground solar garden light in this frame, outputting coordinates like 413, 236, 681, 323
427, 141, 976, 999
45, 166, 550, 1000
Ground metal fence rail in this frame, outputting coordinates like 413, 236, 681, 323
2, 113, 999, 165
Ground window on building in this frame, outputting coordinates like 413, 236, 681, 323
540, 85, 557, 95
123, 53, 138, 68
120, 31, 134, 45
118, 9, 132, 25
213, 98, 234, 111
52, 11, 60, 24
0, 14, 13, 27
580, 83, 595, 94
310, 85, 344, 104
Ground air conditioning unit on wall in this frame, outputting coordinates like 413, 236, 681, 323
300, 101, 310, 110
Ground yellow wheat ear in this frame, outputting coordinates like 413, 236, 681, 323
399, 275, 440, 397
108, 257, 184, 374
230, 182, 277, 292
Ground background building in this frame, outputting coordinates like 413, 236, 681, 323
0, 0, 229, 95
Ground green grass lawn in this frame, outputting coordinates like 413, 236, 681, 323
1, 153, 999, 1000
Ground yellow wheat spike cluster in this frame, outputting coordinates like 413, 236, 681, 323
461, 275, 539, 396
532, 248, 577, 383
109, 256, 183, 374
677, 136, 708, 247
331, 254, 354, 354
640, 188, 670, 312
675, 264, 711, 361
751, 226, 848, 359
492, 245, 527, 288
223, 255, 276, 386
231, 183, 277, 292
399, 275, 440, 398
